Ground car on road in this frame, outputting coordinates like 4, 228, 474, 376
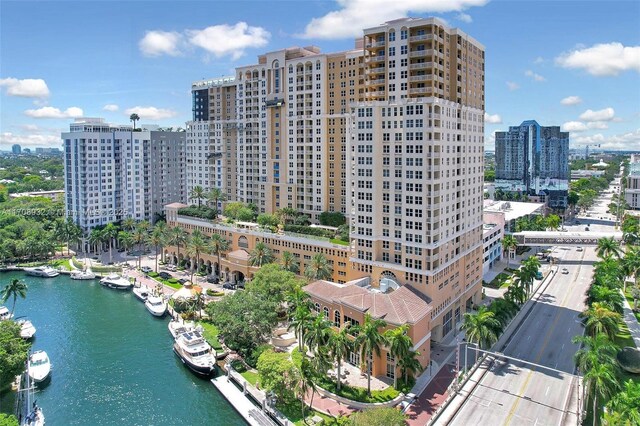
158, 272, 172, 280
141, 266, 152, 273
562, 268, 569, 274
178, 278, 189, 284
576, 247, 583, 252
535, 271, 543, 280
585, 226, 590, 231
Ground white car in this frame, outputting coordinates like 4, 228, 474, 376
561, 268, 569, 274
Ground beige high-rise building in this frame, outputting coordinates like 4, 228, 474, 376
349, 17, 485, 341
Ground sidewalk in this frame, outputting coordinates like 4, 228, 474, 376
306, 389, 357, 417
405, 363, 456, 426
622, 295, 640, 347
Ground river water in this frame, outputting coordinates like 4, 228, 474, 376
0, 271, 245, 425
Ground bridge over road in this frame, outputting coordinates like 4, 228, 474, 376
513, 231, 622, 247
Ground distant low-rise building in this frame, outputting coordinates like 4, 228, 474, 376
483, 200, 544, 233
482, 210, 505, 276
571, 169, 605, 180
9, 190, 65, 201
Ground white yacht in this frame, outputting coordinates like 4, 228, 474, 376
0, 305, 12, 321
145, 295, 167, 317
18, 366, 45, 426
173, 329, 216, 376
132, 285, 150, 302
17, 319, 36, 339
24, 266, 59, 278
100, 273, 132, 290
168, 319, 195, 339
70, 268, 96, 280
28, 351, 51, 383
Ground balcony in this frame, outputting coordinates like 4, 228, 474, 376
409, 61, 435, 70
365, 40, 386, 49
409, 34, 435, 42
408, 87, 430, 95
366, 91, 385, 98
365, 56, 385, 64
365, 78, 386, 86
409, 49, 435, 58
367, 66, 386, 74
409, 75, 434, 82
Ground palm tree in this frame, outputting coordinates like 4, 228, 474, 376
398, 349, 423, 384
501, 235, 518, 268
304, 253, 332, 281
606, 379, 640, 426
513, 266, 535, 298
584, 363, 620, 426
572, 334, 618, 374
207, 233, 229, 277
504, 283, 527, 305
327, 326, 352, 391
354, 313, 388, 397
67, 219, 83, 255
586, 285, 625, 314
153, 221, 168, 262
129, 113, 140, 130
169, 227, 188, 266
277, 207, 297, 225
297, 357, 318, 422
186, 230, 208, 283
461, 306, 501, 350
103, 223, 119, 264
290, 305, 313, 351
88, 228, 103, 254
206, 188, 226, 218
305, 315, 331, 354
384, 324, 413, 389
122, 217, 136, 231
596, 237, 622, 259
622, 247, 640, 293
117, 231, 134, 255
286, 285, 311, 314
132, 225, 147, 269
280, 251, 300, 274
147, 227, 165, 273
189, 185, 206, 208
581, 302, 622, 339
1, 278, 28, 316
248, 242, 275, 267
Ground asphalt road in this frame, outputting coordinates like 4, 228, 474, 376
448, 182, 620, 426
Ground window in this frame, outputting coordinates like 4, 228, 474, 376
323, 306, 329, 319
314, 302, 320, 313
334, 310, 341, 327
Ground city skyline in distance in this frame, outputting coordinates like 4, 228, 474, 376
0, 0, 639, 151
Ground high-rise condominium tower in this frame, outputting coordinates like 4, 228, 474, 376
495, 120, 569, 208
63, 118, 185, 230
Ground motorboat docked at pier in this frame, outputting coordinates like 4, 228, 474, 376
100, 273, 132, 290
0, 305, 12, 321
133, 285, 150, 302
168, 319, 196, 339
70, 269, 96, 280
18, 363, 45, 426
17, 319, 36, 339
144, 295, 167, 317
24, 266, 59, 278
173, 329, 216, 376
28, 350, 51, 383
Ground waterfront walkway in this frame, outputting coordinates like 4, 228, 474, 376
211, 375, 277, 426
622, 294, 640, 347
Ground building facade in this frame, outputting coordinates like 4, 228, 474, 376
63, 118, 185, 230
495, 120, 569, 209
482, 210, 505, 276
11, 144, 21, 154
625, 155, 640, 210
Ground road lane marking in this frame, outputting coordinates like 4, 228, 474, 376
545, 386, 550, 396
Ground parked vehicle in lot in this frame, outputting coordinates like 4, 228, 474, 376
222, 282, 235, 290
561, 268, 569, 274
141, 266, 152, 273
165, 265, 177, 271
178, 278, 189, 284
576, 247, 583, 252
535, 271, 543, 280
585, 226, 590, 231
206, 275, 219, 284
159, 272, 172, 280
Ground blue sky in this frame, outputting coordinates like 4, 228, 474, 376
1, 0, 639, 151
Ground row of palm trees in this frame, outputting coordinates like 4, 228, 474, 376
573, 236, 640, 425
248, 241, 333, 281
461, 255, 541, 350
287, 289, 422, 400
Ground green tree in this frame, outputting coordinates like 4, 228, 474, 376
501, 235, 518, 268
247, 263, 302, 306
622, 246, 640, 293
189, 185, 206, 208
169, 226, 188, 265
354, 313, 388, 397
276, 207, 297, 225
581, 302, 621, 339
207, 233, 229, 277
596, 237, 622, 259
256, 213, 280, 228
186, 229, 207, 283
129, 113, 140, 130
397, 349, 422, 384
1, 279, 28, 316
545, 214, 561, 230
290, 305, 314, 351
88, 228, 103, 254
257, 349, 298, 404
384, 325, 413, 389
305, 314, 331, 355
103, 222, 119, 264
147, 226, 165, 273
122, 217, 136, 231
304, 253, 333, 281
586, 285, 624, 315
0, 413, 18, 426
206, 188, 226, 218
461, 305, 501, 350
285, 284, 311, 314
248, 241, 275, 267
584, 363, 619, 426
117, 231, 134, 254
349, 407, 407, 426
318, 211, 346, 227
280, 251, 300, 274
0, 320, 31, 389
132, 225, 147, 269
605, 379, 640, 425
207, 290, 279, 356
327, 326, 352, 391
572, 334, 618, 374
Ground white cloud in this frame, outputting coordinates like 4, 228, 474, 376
456, 13, 472, 23
0, 131, 62, 148
561, 121, 588, 132
587, 121, 609, 130
573, 129, 640, 150
560, 96, 582, 106
484, 113, 502, 124
0, 78, 50, 98
579, 107, 615, 122
299, 0, 488, 39
506, 81, 520, 91
139, 31, 183, 57
124, 106, 178, 121
187, 22, 270, 60
555, 42, 640, 76
533, 56, 544, 64
103, 104, 119, 112
524, 70, 546, 82
24, 106, 83, 119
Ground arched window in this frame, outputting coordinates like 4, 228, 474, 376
334, 310, 341, 327
238, 236, 248, 249
323, 307, 329, 319
314, 303, 320, 313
